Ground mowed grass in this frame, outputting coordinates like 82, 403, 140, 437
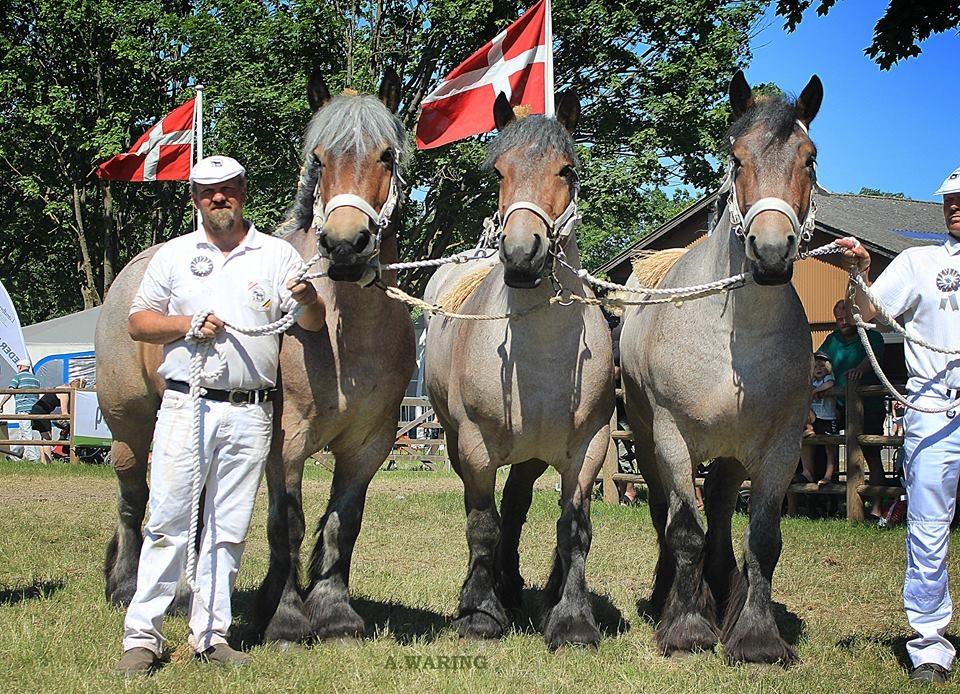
0, 458, 951, 692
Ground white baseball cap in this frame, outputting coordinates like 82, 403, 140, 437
934, 165, 960, 196
16, 359, 30, 368
190, 155, 246, 185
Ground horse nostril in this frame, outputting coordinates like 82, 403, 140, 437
749, 235, 759, 257
786, 234, 796, 249
317, 231, 332, 252
528, 234, 542, 261
352, 230, 371, 254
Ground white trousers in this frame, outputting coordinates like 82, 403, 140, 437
11, 423, 40, 461
902, 400, 960, 670
123, 390, 272, 655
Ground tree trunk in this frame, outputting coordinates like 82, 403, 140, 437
101, 180, 117, 296
72, 183, 102, 308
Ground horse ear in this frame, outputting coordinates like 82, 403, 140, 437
729, 70, 753, 119
493, 92, 515, 131
378, 67, 402, 114
307, 68, 331, 112
796, 74, 823, 127
556, 90, 581, 134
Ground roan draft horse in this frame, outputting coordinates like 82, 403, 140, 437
619, 71, 823, 664
98, 71, 415, 644
423, 93, 614, 649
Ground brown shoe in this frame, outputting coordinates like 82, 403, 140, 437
116, 647, 158, 676
197, 643, 252, 666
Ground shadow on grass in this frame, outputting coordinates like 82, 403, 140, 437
836, 633, 960, 672
0, 579, 64, 606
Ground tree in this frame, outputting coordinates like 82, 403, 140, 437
774, 0, 960, 69
858, 187, 906, 199
2, 0, 765, 323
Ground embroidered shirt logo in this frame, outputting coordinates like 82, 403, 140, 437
247, 280, 272, 311
936, 267, 960, 311
189, 255, 214, 278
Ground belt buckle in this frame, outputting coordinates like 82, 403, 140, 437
228, 389, 248, 405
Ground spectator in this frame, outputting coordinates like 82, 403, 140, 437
29, 378, 84, 464
817, 299, 887, 517
0, 359, 41, 461
799, 351, 839, 486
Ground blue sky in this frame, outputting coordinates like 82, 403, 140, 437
747, 1, 958, 201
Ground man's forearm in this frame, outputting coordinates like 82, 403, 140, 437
296, 300, 326, 332
128, 311, 191, 344
852, 274, 877, 323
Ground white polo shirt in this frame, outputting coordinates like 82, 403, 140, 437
870, 234, 960, 399
130, 224, 304, 390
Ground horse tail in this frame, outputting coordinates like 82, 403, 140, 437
440, 266, 494, 312
628, 249, 687, 289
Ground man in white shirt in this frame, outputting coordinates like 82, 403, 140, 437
838, 165, 960, 685
118, 155, 325, 676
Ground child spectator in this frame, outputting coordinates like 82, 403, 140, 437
800, 352, 839, 486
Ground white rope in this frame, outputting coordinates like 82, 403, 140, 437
381, 248, 498, 272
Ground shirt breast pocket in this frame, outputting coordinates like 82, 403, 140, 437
245, 277, 278, 314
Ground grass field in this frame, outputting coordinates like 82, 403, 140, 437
0, 458, 954, 692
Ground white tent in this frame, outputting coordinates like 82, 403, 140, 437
22, 307, 100, 388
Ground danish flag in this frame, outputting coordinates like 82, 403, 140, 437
416, 0, 554, 150
96, 98, 195, 181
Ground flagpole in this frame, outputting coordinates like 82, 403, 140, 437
543, 0, 555, 116
193, 84, 203, 233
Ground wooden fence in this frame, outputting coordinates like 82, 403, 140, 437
0, 387, 80, 464
601, 379, 906, 522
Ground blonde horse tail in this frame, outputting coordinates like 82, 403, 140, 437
440, 266, 494, 312
629, 249, 687, 289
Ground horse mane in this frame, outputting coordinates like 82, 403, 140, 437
628, 249, 687, 288
440, 266, 494, 312
727, 94, 800, 143
281, 94, 407, 233
485, 115, 579, 170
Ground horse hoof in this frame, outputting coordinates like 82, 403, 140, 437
263, 640, 307, 653
543, 603, 600, 651
454, 611, 505, 640
723, 629, 797, 666
105, 581, 136, 608
655, 612, 719, 656
264, 607, 313, 644
306, 599, 365, 640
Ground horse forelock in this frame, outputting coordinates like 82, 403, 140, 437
727, 95, 804, 145
485, 115, 579, 171
303, 94, 407, 164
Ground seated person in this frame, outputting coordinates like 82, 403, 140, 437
800, 352, 839, 486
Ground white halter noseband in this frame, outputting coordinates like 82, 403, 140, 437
717, 119, 827, 243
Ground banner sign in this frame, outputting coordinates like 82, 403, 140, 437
0, 280, 28, 388
72, 390, 113, 447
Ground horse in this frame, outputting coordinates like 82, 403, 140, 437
422, 92, 615, 649
618, 71, 823, 664
98, 71, 416, 645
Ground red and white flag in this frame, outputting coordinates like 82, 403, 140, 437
416, 0, 554, 150
96, 98, 195, 181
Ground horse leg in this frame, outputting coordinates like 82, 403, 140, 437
256, 431, 312, 643
302, 430, 393, 640
452, 431, 507, 639
652, 415, 718, 656
497, 460, 548, 611
703, 457, 746, 612
542, 428, 607, 650
721, 440, 799, 665
104, 432, 151, 607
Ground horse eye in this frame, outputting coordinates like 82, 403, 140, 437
806, 155, 816, 169
732, 155, 742, 169
311, 153, 323, 169
559, 165, 575, 179
493, 168, 503, 181
380, 149, 395, 165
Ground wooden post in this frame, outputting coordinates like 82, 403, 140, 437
845, 378, 866, 522
602, 410, 619, 503
69, 387, 78, 464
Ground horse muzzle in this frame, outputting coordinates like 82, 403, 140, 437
500, 233, 547, 289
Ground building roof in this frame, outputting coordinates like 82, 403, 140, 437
597, 192, 945, 273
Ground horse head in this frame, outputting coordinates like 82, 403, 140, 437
300, 68, 405, 284
726, 70, 823, 285
488, 91, 581, 289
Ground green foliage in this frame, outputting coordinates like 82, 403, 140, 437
775, 0, 960, 69
1, 0, 765, 323
857, 187, 906, 199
